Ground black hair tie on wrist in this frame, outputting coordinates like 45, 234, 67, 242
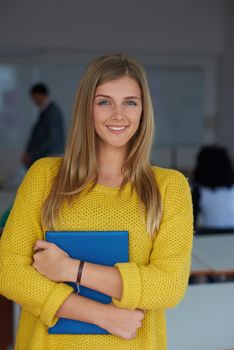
76, 261, 85, 294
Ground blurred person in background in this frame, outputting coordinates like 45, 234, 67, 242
192, 145, 234, 231
2, 85, 65, 226
21, 83, 65, 169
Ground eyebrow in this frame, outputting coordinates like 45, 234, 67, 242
95, 94, 141, 100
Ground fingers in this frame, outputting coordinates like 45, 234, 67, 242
137, 320, 142, 328
128, 331, 137, 340
33, 249, 46, 259
135, 309, 144, 329
136, 309, 145, 319
123, 331, 137, 340
137, 308, 145, 313
33, 240, 53, 251
32, 261, 38, 269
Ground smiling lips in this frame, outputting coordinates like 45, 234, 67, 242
106, 125, 129, 135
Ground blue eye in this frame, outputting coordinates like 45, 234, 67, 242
126, 100, 137, 106
98, 100, 110, 106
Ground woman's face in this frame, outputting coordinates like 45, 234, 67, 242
93, 76, 142, 150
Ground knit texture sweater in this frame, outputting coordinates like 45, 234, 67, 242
0, 157, 193, 350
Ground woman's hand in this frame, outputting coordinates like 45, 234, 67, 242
98, 303, 145, 340
33, 240, 78, 282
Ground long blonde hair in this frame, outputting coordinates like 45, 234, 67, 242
42, 54, 162, 238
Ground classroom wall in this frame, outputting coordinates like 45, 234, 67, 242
0, 0, 225, 56
0, 58, 218, 183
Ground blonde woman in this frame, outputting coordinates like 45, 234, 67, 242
0, 54, 193, 350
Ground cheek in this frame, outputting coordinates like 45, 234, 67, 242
93, 108, 102, 130
93, 106, 108, 125
129, 109, 142, 128
93, 110, 107, 137
131, 110, 143, 136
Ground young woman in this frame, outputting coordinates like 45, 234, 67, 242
0, 54, 193, 350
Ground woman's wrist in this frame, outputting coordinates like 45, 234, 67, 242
64, 258, 81, 282
56, 293, 109, 328
93, 302, 112, 329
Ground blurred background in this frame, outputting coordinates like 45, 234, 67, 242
0, 1, 234, 349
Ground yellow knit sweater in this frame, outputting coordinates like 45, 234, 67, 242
0, 157, 193, 350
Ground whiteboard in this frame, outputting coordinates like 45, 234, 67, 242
147, 67, 203, 146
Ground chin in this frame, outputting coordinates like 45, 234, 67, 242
100, 138, 128, 149
109, 142, 128, 149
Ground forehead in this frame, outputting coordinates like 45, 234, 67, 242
95, 76, 141, 97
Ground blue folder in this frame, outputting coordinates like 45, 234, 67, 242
46, 230, 129, 334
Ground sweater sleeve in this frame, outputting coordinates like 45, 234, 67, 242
0, 159, 73, 327
112, 170, 194, 311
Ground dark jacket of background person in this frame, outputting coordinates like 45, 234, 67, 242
25, 101, 64, 168
192, 145, 234, 231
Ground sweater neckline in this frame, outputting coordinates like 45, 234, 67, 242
88, 181, 131, 194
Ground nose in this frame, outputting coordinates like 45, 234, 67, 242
111, 104, 124, 120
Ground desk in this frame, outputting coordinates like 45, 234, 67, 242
167, 283, 234, 350
191, 234, 234, 276
0, 295, 12, 350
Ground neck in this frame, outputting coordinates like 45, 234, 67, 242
97, 143, 127, 179
40, 97, 51, 110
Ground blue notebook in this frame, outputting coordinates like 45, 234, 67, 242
46, 230, 129, 334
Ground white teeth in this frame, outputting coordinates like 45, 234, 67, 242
107, 126, 127, 131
